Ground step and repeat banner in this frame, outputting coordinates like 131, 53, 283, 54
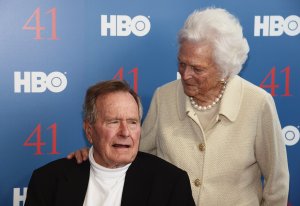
0, 0, 299, 205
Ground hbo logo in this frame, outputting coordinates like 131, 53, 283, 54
282, 125, 300, 146
101, 15, 151, 37
14, 71, 67, 93
254, 15, 300, 36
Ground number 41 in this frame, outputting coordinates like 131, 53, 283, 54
259, 66, 291, 96
23, 123, 60, 155
22, 7, 58, 40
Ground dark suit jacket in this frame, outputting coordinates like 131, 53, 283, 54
25, 152, 195, 206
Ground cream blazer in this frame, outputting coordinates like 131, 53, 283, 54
140, 76, 289, 206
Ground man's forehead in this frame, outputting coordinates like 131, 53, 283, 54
97, 91, 133, 101
96, 93, 138, 112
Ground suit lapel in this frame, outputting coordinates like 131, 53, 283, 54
121, 153, 152, 206
58, 160, 90, 206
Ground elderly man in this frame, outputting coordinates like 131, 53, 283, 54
24, 80, 195, 206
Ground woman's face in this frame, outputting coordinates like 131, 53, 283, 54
178, 41, 222, 97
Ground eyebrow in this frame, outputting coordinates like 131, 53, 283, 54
105, 117, 140, 121
177, 58, 203, 68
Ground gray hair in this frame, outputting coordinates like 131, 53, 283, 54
83, 80, 143, 124
178, 7, 250, 78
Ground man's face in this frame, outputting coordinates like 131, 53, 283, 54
178, 41, 222, 98
85, 91, 141, 168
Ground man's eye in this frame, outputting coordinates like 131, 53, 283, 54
108, 120, 119, 124
129, 120, 138, 125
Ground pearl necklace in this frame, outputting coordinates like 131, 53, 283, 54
189, 81, 227, 111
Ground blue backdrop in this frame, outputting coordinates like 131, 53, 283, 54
0, 0, 299, 205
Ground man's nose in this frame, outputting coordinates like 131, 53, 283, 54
119, 122, 130, 137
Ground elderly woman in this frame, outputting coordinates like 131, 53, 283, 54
140, 7, 289, 205
69, 7, 289, 206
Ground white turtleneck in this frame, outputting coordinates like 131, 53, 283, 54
83, 147, 131, 206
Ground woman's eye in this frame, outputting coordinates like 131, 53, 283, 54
192, 67, 202, 73
179, 62, 186, 67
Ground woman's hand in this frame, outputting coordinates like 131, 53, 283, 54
67, 147, 90, 163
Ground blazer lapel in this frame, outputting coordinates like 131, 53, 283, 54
59, 160, 90, 206
121, 153, 152, 206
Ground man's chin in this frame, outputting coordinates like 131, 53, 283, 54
114, 157, 135, 167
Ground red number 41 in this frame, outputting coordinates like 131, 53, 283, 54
22, 7, 58, 40
113, 67, 138, 93
24, 123, 60, 155
259, 66, 291, 96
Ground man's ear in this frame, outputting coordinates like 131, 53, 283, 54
83, 121, 93, 144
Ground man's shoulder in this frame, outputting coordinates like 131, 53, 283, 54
33, 158, 89, 176
135, 152, 186, 175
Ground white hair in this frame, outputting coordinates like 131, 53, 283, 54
178, 7, 250, 78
